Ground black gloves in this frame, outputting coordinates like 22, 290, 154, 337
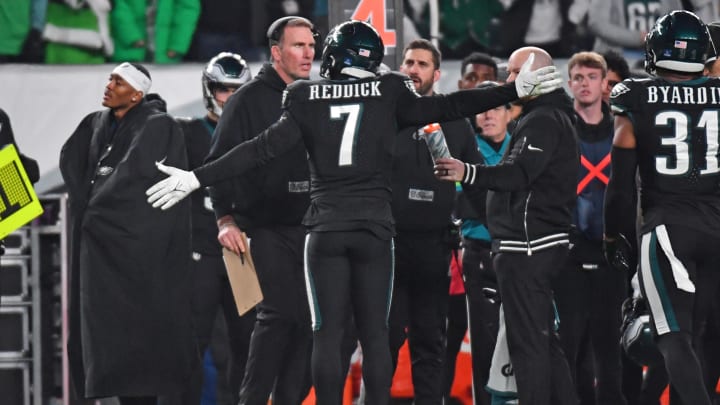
603, 233, 634, 272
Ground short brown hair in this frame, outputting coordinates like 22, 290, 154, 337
267, 16, 316, 47
567, 51, 607, 77
403, 39, 441, 70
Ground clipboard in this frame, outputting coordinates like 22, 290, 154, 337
222, 234, 263, 316
0, 144, 43, 239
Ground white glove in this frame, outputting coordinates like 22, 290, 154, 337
146, 162, 200, 210
514, 52, 563, 98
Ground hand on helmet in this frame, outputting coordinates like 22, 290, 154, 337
146, 162, 200, 210
514, 52, 563, 98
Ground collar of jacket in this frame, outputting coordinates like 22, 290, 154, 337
256, 63, 290, 92
574, 101, 614, 143
520, 88, 575, 119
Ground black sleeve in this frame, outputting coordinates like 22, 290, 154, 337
0, 109, 39, 184
205, 92, 259, 219
460, 180, 488, 220
397, 82, 519, 129
195, 113, 302, 186
18, 153, 39, 184
604, 146, 638, 238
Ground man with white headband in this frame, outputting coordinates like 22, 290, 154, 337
103, 62, 152, 119
59, 62, 197, 405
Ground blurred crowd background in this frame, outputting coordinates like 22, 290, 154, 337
1, 0, 718, 67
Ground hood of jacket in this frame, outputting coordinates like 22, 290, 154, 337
255, 63, 289, 93
521, 88, 576, 123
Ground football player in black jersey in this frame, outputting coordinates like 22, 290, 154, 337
145, 20, 562, 405
603, 10, 720, 405
171, 52, 256, 405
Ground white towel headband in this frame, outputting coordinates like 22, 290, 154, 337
112, 62, 152, 95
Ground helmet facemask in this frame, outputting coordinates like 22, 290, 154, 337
202, 52, 252, 116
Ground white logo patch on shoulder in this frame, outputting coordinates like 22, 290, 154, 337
610, 82, 631, 99
281, 89, 289, 107
404, 79, 420, 97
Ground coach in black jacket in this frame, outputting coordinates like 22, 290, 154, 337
203, 17, 315, 405
388, 39, 483, 405
435, 47, 578, 405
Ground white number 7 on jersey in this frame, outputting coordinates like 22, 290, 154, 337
330, 104, 362, 166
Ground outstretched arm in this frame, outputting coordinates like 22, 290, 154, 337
399, 53, 562, 127
146, 113, 302, 210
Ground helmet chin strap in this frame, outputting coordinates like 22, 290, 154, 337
340, 67, 376, 79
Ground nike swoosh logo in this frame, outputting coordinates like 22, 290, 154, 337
527, 144, 543, 152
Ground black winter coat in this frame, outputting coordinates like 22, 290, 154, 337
60, 97, 198, 398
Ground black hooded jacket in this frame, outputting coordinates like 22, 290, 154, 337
463, 89, 579, 253
205, 63, 310, 231
391, 116, 480, 231
60, 95, 196, 398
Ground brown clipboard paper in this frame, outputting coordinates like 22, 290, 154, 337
222, 239, 263, 316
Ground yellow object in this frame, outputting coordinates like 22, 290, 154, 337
0, 144, 43, 239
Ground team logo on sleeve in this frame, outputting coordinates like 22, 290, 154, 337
610, 82, 631, 99
281, 89, 289, 108
404, 79, 420, 97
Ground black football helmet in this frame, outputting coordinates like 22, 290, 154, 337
645, 10, 710, 74
620, 298, 664, 367
202, 52, 251, 116
320, 20, 385, 79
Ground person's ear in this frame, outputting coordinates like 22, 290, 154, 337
270, 45, 282, 63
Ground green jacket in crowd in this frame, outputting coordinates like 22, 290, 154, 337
110, 0, 200, 64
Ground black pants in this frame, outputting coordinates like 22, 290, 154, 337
494, 246, 577, 405
462, 238, 500, 405
554, 259, 628, 405
238, 226, 312, 405
153, 253, 257, 405
305, 230, 394, 405
388, 229, 452, 405
444, 292, 467, 402
191, 254, 256, 405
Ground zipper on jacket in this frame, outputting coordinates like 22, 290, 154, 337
524, 191, 532, 256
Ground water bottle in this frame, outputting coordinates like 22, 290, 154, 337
419, 123, 451, 162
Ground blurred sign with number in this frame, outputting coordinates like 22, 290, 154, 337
0, 144, 43, 239
328, 0, 404, 70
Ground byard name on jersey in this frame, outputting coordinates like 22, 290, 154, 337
646, 84, 720, 105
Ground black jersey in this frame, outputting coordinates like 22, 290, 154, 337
196, 72, 518, 239
610, 77, 720, 233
